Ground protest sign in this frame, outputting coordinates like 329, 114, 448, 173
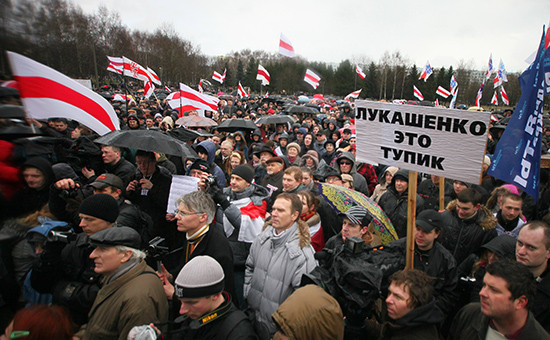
166, 175, 200, 213
355, 100, 490, 184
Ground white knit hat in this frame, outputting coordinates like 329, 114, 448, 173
174, 256, 225, 299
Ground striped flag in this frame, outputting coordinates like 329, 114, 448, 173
168, 83, 219, 113
198, 80, 204, 93
450, 75, 458, 95
475, 83, 484, 106
304, 69, 321, 89
143, 80, 154, 99
500, 86, 510, 105
264, 91, 269, 98
212, 69, 226, 84
279, 33, 295, 58
238, 82, 247, 98
491, 91, 498, 105
413, 85, 424, 100
256, 64, 270, 85
356, 66, 366, 79
146, 67, 161, 85
485, 54, 495, 81
419, 61, 433, 81
435, 98, 439, 106
345, 89, 362, 100
8, 51, 119, 135
122, 57, 153, 83
106, 56, 123, 74
436, 86, 451, 98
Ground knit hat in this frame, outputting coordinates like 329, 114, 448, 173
232, 165, 254, 183
296, 127, 307, 135
154, 113, 163, 120
78, 193, 119, 223
89, 226, 141, 248
189, 159, 211, 174
174, 255, 225, 299
341, 205, 372, 226
287, 142, 301, 154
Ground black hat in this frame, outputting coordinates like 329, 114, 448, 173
174, 255, 225, 299
90, 173, 123, 190
189, 159, 211, 174
392, 169, 409, 183
232, 165, 254, 183
89, 226, 141, 248
325, 139, 336, 148
341, 205, 372, 226
323, 167, 342, 181
482, 234, 517, 260
79, 194, 119, 223
415, 209, 443, 233
253, 145, 275, 157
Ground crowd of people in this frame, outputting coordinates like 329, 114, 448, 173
1, 85, 550, 339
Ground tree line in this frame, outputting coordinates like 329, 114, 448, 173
1, 0, 522, 107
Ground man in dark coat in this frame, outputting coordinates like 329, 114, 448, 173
449, 259, 549, 339
417, 175, 454, 211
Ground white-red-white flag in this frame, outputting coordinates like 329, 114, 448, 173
436, 86, 451, 98
164, 85, 170, 92
212, 69, 226, 84
121, 57, 153, 83
143, 80, 155, 99
475, 83, 484, 106
238, 82, 247, 98
356, 66, 366, 79
146, 67, 161, 86
304, 69, 321, 89
500, 86, 510, 105
491, 91, 498, 105
435, 98, 439, 106
345, 89, 362, 100
413, 85, 424, 101
8, 51, 119, 135
264, 91, 269, 98
256, 64, 270, 86
166, 92, 179, 101
106, 56, 123, 74
198, 80, 204, 93
279, 33, 296, 58
168, 83, 219, 113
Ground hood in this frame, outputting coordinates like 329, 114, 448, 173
379, 166, 399, 184
387, 169, 410, 195
196, 140, 217, 165
272, 285, 344, 340
393, 299, 445, 328
335, 152, 357, 174
482, 234, 516, 259
21, 157, 55, 189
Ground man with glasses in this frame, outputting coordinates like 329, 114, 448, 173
335, 152, 369, 195
158, 190, 236, 303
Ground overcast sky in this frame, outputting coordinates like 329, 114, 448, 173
77, 0, 549, 73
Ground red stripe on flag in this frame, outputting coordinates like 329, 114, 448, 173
305, 74, 318, 82
180, 90, 218, 111
14, 76, 116, 131
280, 40, 293, 51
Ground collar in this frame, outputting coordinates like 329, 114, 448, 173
187, 224, 209, 242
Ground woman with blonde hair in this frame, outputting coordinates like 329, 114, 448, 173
225, 150, 246, 185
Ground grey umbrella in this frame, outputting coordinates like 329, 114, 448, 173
216, 118, 257, 132
255, 114, 296, 125
95, 129, 197, 158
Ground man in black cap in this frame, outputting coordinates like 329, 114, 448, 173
156, 256, 255, 339
211, 164, 269, 306
31, 194, 119, 326
261, 156, 285, 197
386, 209, 458, 316
76, 227, 168, 340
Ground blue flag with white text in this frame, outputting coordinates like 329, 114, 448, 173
488, 27, 550, 202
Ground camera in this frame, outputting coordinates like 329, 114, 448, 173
145, 236, 169, 271
205, 175, 216, 187
47, 230, 77, 243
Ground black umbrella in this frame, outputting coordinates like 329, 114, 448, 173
255, 114, 296, 125
0, 105, 26, 119
286, 105, 319, 114
167, 128, 200, 142
216, 118, 257, 132
95, 129, 197, 158
0, 125, 43, 140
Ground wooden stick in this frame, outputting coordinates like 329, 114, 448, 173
439, 176, 446, 211
406, 171, 417, 270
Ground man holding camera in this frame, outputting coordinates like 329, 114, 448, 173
30, 194, 119, 326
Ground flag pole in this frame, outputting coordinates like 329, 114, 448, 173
354, 71, 357, 90
405, 171, 418, 269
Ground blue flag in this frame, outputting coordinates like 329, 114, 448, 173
488, 27, 550, 202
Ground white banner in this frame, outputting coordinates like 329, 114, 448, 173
355, 100, 490, 184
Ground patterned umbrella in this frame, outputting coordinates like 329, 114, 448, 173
317, 182, 398, 244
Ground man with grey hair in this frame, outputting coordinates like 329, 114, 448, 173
158, 190, 236, 302
75, 227, 168, 340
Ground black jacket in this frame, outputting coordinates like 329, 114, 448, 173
105, 157, 136, 188
439, 200, 497, 265
533, 264, 550, 333
30, 232, 100, 325
417, 178, 453, 211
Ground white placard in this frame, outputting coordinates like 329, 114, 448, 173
355, 100, 490, 184
166, 175, 200, 213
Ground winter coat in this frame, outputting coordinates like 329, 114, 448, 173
534, 264, 550, 333
417, 177, 454, 211
244, 221, 317, 335
104, 157, 136, 188
449, 303, 549, 340
272, 285, 344, 340
378, 170, 425, 238
388, 238, 458, 315
365, 299, 444, 340
370, 166, 398, 203
494, 210, 525, 238
197, 140, 226, 187
260, 170, 284, 197
439, 200, 497, 265
335, 152, 369, 195
79, 261, 169, 340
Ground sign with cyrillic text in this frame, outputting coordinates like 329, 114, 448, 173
355, 100, 490, 184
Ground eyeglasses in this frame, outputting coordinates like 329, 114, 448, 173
340, 161, 352, 165
174, 210, 204, 218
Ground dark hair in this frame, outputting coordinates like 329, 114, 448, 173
486, 259, 536, 308
297, 190, 320, 211
11, 305, 76, 340
523, 221, 550, 249
135, 150, 156, 161
457, 188, 482, 205
275, 192, 303, 217
389, 269, 434, 309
